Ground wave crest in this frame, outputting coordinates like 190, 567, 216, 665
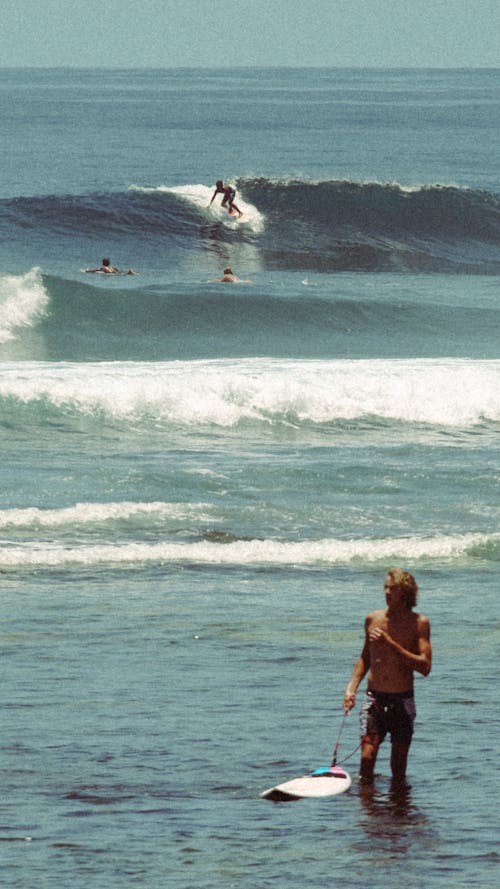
0, 268, 48, 343
0, 530, 498, 571
0, 359, 498, 433
2, 179, 500, 273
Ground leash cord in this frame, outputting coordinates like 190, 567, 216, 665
334, 742, 361, 765
330, 709, 361, 766
331, 710, 349, 766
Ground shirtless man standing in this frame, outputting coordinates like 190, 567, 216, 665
343, 568, 432, 783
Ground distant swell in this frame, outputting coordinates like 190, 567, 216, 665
2, 178, 500, 273
1, 270, 499, 362
237, 178, 500, 272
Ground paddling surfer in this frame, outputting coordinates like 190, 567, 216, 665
343, 568, 432, 783
213, 267, 253, 283
209, 180, 243, 217
84, 258, 136, 275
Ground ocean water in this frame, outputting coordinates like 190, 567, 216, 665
0, 67, 498, 888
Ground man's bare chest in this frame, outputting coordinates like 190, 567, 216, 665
372, 612, 418, 650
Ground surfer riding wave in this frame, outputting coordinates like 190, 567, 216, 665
209, 180, 243, 218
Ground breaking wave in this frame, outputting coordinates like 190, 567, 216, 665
2, 178, 500, 273
0, 529, 498, 571
0, 357, 498, 436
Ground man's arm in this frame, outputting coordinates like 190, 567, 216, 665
369, 616, 432, 677
343, 619, 371, 711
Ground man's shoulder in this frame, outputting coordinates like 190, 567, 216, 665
365, 608, 385, 622
416, 611, 431, 629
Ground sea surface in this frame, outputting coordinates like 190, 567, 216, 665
0, 67, 499, 888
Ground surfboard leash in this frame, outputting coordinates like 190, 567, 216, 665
331, 710, 349, 766
331, 710, 361, 767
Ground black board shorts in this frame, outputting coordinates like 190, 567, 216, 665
360, 689, 416, 745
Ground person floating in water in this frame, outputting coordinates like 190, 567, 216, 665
209, 181, 243, 218
84, 258, 136, 275
214, 267, 253, 283
343, 568, 432, 784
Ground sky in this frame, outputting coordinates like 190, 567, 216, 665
2, 0, 499, 68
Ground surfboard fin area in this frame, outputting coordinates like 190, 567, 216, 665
261, 765, 352, 801
129, 183, 264, 232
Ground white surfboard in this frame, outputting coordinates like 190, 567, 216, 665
261, 765, 352, 802
228, 209, 250, 224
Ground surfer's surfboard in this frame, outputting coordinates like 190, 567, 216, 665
229, 210, 250, 224
261, 765, 351, 802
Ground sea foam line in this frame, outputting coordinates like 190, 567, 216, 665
0, 501, 213, 530
0, 532, 497, 569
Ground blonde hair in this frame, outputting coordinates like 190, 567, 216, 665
387, 568, 418, 608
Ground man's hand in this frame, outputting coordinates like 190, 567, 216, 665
368, 626, 389, 644
343, 691, 356, 712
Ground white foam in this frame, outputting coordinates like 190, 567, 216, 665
0, 531, 496, 570
0, 358, 498, 430
0, 268, 49, 343
0, 501, 214, 529
129, 182, 265, 232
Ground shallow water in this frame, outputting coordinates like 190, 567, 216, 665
0, 67, 498, 887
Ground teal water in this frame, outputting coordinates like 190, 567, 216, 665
0, 68, 498, 888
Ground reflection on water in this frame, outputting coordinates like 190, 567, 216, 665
199, 222, 227, 243
352, 779, 437, 858
360, 779, 417, 820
